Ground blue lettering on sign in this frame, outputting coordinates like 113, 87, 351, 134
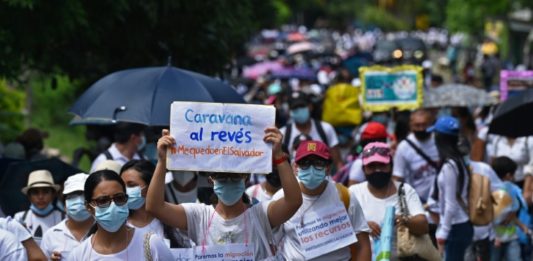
183, 109, 252, 126
210, 128, 252, 144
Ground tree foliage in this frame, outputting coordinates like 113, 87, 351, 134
0, 0, 282, 85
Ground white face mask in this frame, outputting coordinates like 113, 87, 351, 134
172, 171, 196, 186
173, 187, 198, 203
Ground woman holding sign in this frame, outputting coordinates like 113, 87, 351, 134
146, 128, 303, 260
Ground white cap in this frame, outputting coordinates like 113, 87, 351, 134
94, 160, 121, 174
63, 173, 89, 195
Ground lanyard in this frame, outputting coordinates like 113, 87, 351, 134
201, 205, 249, 253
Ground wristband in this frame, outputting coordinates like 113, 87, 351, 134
273, 154, 288, 166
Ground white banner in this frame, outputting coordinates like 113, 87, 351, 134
167, 102, 275, 174
295, 205, 357, 259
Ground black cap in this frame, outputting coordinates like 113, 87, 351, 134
289, 91, 310, 109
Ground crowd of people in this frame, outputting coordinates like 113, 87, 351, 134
0, 26, 531, 261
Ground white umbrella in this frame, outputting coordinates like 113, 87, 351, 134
424, 84, 496, 108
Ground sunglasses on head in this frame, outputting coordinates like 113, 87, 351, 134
297, 158, 328, 170
362, 147, 391, 158
89, 193, 128, 208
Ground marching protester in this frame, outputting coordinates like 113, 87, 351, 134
0, 216, 46, 260
280, 91, 343, 170
273, 140, 371, 260
41, 173, 93, 261
393, 109, 439, 204
245, 169, 282, 203
165, 170, 201, 204
90, 123, 147, 172
347, 121, 389, 185
350, 142, 431, 259
0, 228, 27, 260
491, 156, 530, 261
146, 127, 303, 260
120, 159, 189, 247
67, 170, 173, 260
429, 116, 473, 260
14, 170, 64, 246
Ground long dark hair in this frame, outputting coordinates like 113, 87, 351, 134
119, 159, 185, 248
431, 132, 469, 200
120, 160, 155, 186
85, 170, 127, 235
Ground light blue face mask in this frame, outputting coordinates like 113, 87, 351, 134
126, 186, 145, 210
66, 195, 91, 221
298, 166, 326, 190
30, 203, 54, 216
290, 107, 310, 124
94, 202, 129, 233
213, 179, 245, 206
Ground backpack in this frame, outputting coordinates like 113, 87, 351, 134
457, 164, 494, 226
282, 119, 329, 153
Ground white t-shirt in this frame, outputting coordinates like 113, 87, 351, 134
485, 135, 533, 181
436, 160, 470, 240
90, 143, 142, 172
13, 209, 63, 245
0, 228, 27, 261
280, 120, 339, 157
41, 219, 89, 259
127, 218, 165, 241
348, 158, 365, 183
0, 217, 32, 243
245, 184, 274, 203
272, 180, 370, 261
66, 227, 173, 261
164, 183, 199, 204
393, 134, 440, 202
349, 181, 425, 226
182, 201, 275, 260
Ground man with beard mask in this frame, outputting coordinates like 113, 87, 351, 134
245, 170, 282, 203
393, 109, 439, 203
350, 142, 428, 254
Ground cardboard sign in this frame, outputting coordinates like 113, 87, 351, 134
360, 65, 423, 112
295, 204, 357, 259
500, 70, 533, 101
167, 102, 275, 174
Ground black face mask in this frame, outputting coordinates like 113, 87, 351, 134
366, 171, 392, 189
266, 171, 282, 188
413, 130, 431, 141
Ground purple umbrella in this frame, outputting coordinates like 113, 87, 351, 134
243, 61, 283, 80
271, 67, 317, 81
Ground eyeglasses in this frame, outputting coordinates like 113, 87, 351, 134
362, 147, 391, 158
212, 174, 246, 183
89, 193, 128, 208
297, 159, 328, 170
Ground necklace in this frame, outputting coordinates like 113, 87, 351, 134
299, 184, 326, 227
88, 226, 130, 260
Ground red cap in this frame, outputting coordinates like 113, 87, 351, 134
361, 122, 388, 141
295, 140, 330, 162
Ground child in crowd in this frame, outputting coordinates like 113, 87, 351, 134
491, 156, 530, 261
